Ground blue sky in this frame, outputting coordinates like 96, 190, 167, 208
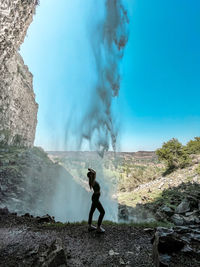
20, 0, 200, 151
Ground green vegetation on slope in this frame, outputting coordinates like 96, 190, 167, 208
186, 137, 200, 154
156, 136, 200, 172
156, 138, 191, 170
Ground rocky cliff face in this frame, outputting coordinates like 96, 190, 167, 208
0, 0, 38, 147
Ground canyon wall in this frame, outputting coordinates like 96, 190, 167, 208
0, 0, 38, 147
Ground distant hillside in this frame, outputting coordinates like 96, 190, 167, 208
47, 151, 157, 162
47, 150, 163, 195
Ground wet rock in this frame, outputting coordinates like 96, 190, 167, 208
119, 257, 126, 265
38, 238, 67, 267
152, 229, 174, 267
185, 210, 198, 217
109, 249, 119, 256
171, 209, 200, 226
109, 249, 115, 256
126, 251, 134, 255
37, 214, 55, 224
155, 210, 166, 221
173, 225, 192, 234
22, 213, 32, 218
175, 199, 190, 214
26, 238, 67, 267
143, 228, 154, 234
135, 244, 141, 253
183, 214, 200, 225
0, 184, 8, 191
160, 206, 173, 216
152, 226, 200, 267
171, 214, 184, 225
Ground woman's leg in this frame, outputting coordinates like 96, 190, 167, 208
88, 202, 96, 225
96, 201, 105, 227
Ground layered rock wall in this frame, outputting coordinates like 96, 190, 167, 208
0, 0, 38, 146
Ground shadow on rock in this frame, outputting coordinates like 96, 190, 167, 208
143, 181, 200, 226
152, 225, 200, 267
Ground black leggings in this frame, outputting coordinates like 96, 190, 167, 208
88, 194, 105, 226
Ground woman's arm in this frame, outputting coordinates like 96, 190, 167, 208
88, 168, 96, 175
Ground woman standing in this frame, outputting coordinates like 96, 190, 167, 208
87, 168, 105, 233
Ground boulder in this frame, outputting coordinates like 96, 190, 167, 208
26, 238, 67, 266
39, 238, 67, 266
155, 211, 166, 221
152, 226, 200, 267
175, 199, 190, 214
173, 226, 191, 234
171, 214, 184, 226
185, 210, 198, 217
152, 227, 182, 267
183, 214, 200, 225
143, 228, 155, 234
160, 206, 174, 216
119, 257, 126, 265
153, 227, 184, 254
37, 214, 55, 224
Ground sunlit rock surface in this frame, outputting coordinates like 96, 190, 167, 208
0, 0, 38, 146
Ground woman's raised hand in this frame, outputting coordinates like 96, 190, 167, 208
88, 168, 96, 174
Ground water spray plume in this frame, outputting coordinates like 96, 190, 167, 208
66, 0, 129, 157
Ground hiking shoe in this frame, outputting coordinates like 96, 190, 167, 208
97, 226, 105, 233
88, 225, 97, 232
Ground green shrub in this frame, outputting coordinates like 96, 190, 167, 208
156, 138, 191, 170
186, 137, 200, 154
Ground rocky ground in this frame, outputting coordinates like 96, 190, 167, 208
118, 160, 200, 226
153, 225, 200, 267
0, 211, 155, 267
0, 210, 199, 267
1, 147, 200, 266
